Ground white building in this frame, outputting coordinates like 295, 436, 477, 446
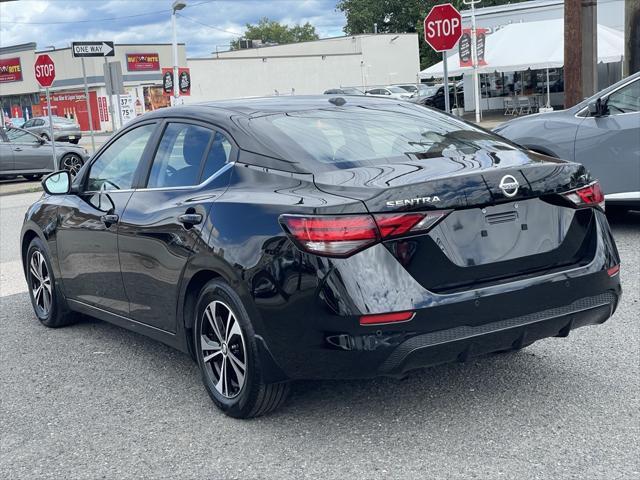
186, 34, 420, 102
1, 42, 187, 132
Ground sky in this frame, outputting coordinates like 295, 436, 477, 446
0, 0, 347, 57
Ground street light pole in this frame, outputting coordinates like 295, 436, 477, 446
171, 1, 186, 106
464, 0, 482, 123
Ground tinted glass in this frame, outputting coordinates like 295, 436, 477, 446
607, 79, 640, 114
6, 128, 40, 144
87, 124, 155, 191
200, 132, 232, 181
250, 104, 518, 171
147, 123, 212, 188
387, 87, 406, 94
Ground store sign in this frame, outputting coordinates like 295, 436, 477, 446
126, 53, 160, 71
119, 94, 136, 124
161, 67, 191, 96
458, 28, 488, 68
98, 96, 109, 122
0, 57, 23, 83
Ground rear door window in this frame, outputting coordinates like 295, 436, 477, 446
146, 123, 213, 188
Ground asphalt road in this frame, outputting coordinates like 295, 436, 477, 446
1, 192, 638, 480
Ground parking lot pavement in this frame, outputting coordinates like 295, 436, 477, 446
1, 191, 638, 480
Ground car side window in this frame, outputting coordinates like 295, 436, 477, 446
607, 79, 640, 114
200, 132, 232, 181
5, 128, 40, 144
23, 120, 33, 128
147, 123, 213, 188
87, 123, 155, 192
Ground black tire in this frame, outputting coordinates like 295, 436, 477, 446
40, 133, 50, 141
194, 279, 289, 418
23, 174, 42, 181
60, 153, 84, 176
26, 237, 78, 328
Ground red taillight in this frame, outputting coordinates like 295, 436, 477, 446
279, 214, 378, 256
280, 210, 450, 257
607, 265, 620, 277
564, 181, 605, 210
359, 311, 415, 325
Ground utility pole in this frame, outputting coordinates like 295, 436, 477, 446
564, 0, 597, 108
625, 0, 640, 75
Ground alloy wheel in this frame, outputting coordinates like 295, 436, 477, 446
62, 154, 83, 176
200, 300, 247, 398
29, 250, 52, 317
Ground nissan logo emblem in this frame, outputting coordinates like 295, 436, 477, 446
499, 175, 519, 197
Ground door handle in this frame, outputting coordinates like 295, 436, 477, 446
100, 213, 119, 226
14, 148, 22, 152
178, 213, 203, 226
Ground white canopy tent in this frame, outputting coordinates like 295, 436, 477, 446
420, 18, 624, 108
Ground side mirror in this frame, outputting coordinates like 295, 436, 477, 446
588, 97, 608, 117
42, 170, 71, 195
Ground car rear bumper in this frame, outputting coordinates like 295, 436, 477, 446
54, 131, 82, 141
253, 210, 622, 382
377, 290, 618, 376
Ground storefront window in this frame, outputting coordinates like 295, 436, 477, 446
480, 68, 564, 98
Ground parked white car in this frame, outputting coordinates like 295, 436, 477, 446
365, 86, 413, 100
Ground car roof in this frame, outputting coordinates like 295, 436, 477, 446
143, 95, 406, 119
133, 95, 419, 173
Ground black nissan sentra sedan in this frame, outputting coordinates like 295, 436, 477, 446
21, 96, 621, 418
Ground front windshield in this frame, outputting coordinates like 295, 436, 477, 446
249, 103, 518, 171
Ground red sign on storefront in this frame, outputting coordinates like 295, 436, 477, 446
161, 67, 190, 96
0, 57, 23, 83
39, 90, 100, 131
126, 53, 160, 71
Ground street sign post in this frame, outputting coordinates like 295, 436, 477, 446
34, 54, 57, 164
424, 3, 462, 113
72, 41, 115, 151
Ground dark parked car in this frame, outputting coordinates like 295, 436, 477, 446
1, 127, 88, 180
22, 96, 621, 418
494, 72, 640, 211
23, 116, 82, 144
412, 83, 464, 110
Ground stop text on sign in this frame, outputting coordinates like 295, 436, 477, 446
35, 64, 54, 78
426, 17, 461, 38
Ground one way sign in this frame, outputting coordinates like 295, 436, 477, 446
72, 41, 115, 58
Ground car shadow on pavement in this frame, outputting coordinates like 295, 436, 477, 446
2, 290, 600, 425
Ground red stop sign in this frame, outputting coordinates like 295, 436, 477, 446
34, 54, 56, 88
424, 3, 462, 52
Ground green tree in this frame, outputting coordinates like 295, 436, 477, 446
230, 17, 319, 49
337, 0, 526, 70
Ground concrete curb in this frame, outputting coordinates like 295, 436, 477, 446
0, 184, 42, 197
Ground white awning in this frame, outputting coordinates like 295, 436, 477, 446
420, 19, 624, 78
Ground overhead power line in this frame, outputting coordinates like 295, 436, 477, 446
4, 0, 215, 25
176, 13, 243, 36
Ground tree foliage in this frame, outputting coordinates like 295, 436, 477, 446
336, 0, 526, 70
230, 17, 319, 49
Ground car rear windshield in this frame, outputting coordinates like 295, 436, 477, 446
248, 103, 518, 171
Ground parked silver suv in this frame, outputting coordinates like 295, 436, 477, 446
23, 116, 82, 144
494, 72, 640, 211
